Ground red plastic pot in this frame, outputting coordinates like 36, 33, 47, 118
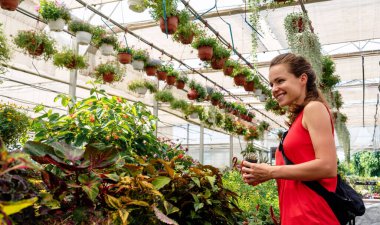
211, 58, 227, 70
117, 52, 132, 64
197, 46, 213, 61
102, 72, 115, 83
179, 33, 194, 45
159, 16, 179, 34
187, 89, 198, 100
243, 81, 255, 92
166, 76, 176, 85
145, 66, 157, 76
156, 71, 167, 81
1, 0, 19, 11
176, 80, 185, 89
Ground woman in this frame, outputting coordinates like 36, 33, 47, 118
241, 53, 339, 225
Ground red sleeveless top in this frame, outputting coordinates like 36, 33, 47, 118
275, 110, 339, 225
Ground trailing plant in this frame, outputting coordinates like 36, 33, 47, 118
335, 112, 351, 162
128, 79, 157, 93
38, 0, 71, 22
210, 91, 224, 102
176, 74, 188, 83
147, 0, 179, 21
94, 61, 125, 83
157, 63, 174, 73
0, 24, 11, 74
68, 20, 93, 33
117, 46, 133, 54
0, 103, 30, 148
172, 21, 203, 43
91, 26, 106, 47
188, 80, 207, 102
132, 49, 149, 62
154, 90, 174, 103
167, 69, 179, 77
212, 43, 231, 59
184, 104, 203, 118
13, 30, 56, 60
191, 36, 218, 49
224, 59, 239, 68
170, 99, 188, 111
53, 49, 88, 70
320, 56, 340, 91
248, 0, 260, 61
232, 66, 251, 78
95, 35, 118, 48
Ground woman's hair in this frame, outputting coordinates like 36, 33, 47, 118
270, 53, 328, 125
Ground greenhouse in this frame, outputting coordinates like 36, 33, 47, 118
0, 0, 379, 224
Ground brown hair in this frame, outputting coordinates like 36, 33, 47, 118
270, 53, 328, 125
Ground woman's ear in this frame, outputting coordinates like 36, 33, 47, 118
300, 73, 308, 84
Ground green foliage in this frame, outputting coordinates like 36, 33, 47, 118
38, 0, 71, 22
188, 80, 207, 102
352, 151, 380, 177
176, 74, 188, 83
145, 59, 161, 67
94, 62, 125, 83
224, 59, 239, 68
210, 91, 224, 101
212, 43, 231, 59
13, 30, 56, 60
191, 36, 218, 49
132, 49, 149, 62
265, 97, 286, 116
320, 56, 340, 90
184, 104, 203, 118
147, 0, 179, 21
232, 67, 251, 78
173, 21, 204, 42
128, 79, 157, 93
53, 49, 88, 70
0, 24, 11, 74
68, 20, 93, 33
155, 90, 175, 103
95, 35, 118, 48
222, 170, 279, 225
117, 46, 133, 54
167, 70, 179, 77
91, 26, 106, 47
170, 99, 188, 111
157, 63, 174, 73
0, 103, 30, 148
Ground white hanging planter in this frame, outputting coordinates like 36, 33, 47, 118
128, 0, 146, 13
189, 112, 198, 119
75, 31, 92, 45
259, 94, 267, 102
100, 44, 114, 56
135, 87, 147, 95
254, 88, 262, 96
48, 18, 66, 32
132, 60, 144, 70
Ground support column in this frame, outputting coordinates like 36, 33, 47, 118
199, 124, 204, 164
69, 42, 79, 102
187, 124, 190, 149
229, 135, 234, 168
153, 78, 159, 137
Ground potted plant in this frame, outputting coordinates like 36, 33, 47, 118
1, 0, 24, 11
210, 91, 224, 106
211, 44, 231, 69
148, 0, 180, 34
128, 0, 147, 13
232, 67, 250, 86
166, 69, 179, 85
144, 58, 161, 76
223, 60, 239, 76
94, 61, 125, 83
0, 103, 30, 148
175, 74, 188, 90
265, 97, 286, 115
244, 74, 259, 92
173, 21, 202, 45
38, 0, 71, 31
170, 99, 188, 112
154, 90, 174, 103
90, 26, 106, 53
53, 49, 87, 70
68, 20, 93, 45
13, 30, 56, 60
132, 48, 149, 70
95, 35, 118, 56
128, 79, 157, 95
284, 12, 307, 33
187, 80, 206, 102
191, 36, 217, 61
116, 46, 133, 64
156, 64, 173, 81
0, 24, 11, 74
185, 104, 203, 119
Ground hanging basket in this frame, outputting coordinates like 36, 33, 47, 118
1, 0, 19, 11
145, 66, 157, 76
176, 80, 185, 90
156, 71, 167, 81
189, 112, 198, 119
159, 16, 179, 34
211, 58, 227, 70
100, 44, 114, 56
179, 33, 194, 45
259, 94, 267, 102
28, 44, 44, 56
292, 17, 304, 33
136, 87, 148, 95
166, 76, 176, 85
76, 31, 92, 45
197, 46, 213, 61
127, 0, 146, 13
132, 60, 144, 70
210, 99, 219, 106
223, 66, 234, 76
254, 88, 262, 96
48, 18, 66, 32
243, 81, 255, 92
233, 74, 246, 86
187, 89, 198, 100
102, 72, 115, 83
117, 53, 132, 64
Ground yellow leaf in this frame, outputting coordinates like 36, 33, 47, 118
118, 209, 129, 225
125, 200, 150, 207
0, 197, 38, 216
105, 195, 122, 209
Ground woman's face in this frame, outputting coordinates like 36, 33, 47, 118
268, 64, 307, 107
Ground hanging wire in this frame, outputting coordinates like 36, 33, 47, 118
198, 0, 216, 18
162, 0, 169, 37
243, 0, 263, 38
215, 0, 236, 50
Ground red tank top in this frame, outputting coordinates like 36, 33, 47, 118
275, 109, 339, 225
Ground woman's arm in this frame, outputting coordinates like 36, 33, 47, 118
242, 101, 337, 184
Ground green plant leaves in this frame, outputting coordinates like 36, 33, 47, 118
78, 174, 101, 202
84, 143, 119, 169
152, 176, 171, 190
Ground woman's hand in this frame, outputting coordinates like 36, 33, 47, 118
241, 161, 274, 186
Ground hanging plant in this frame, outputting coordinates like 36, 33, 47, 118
38, 0, 71, 31
244, 74, 258, 92
96, 35, 118, 56
172, 20, 203, 45
170, 99, 189, 112
131, 48, 149, 70
1, 0, 24, 11
223, 60, 239, 76
191, 36, 217, 61
68, 20, 93, 45
53, 49, 87, 70
128, 79, 157, 95
175, 74, 188, 90
184, 104, 204, 119
147, 0, 181, 34
320, 56, 340, 91
210, 91, 224, 106
127, 0, 147, 13
154, 90, 174, 103
156, 64, 173, 81
144, 59, 161, 76
211, 44, 231, 69
0, 24, 11, 74
166, 70, 179, 85
13, 30, 56, 60
232, 67, 251, 86
90, 26, 106, 48
116, 46, 133, 64
187, 80, 206, 102
265, 97, 286, 115
94, 62, 125, 83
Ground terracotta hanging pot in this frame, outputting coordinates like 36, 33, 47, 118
234, 74, 246, 86
218, 102, 225, 109
28, 44, 44, 56
187, 89, 198, 100
243, 81, 255, 92
1, 0, 19, 11
197, 46, 213, 61
231, 109, 239, 116
159, 16, 179, 34
156, 71, 167, 81
117, 52, 132, 64
223, 66, 234, 76
176, 80, 185, 89
166, 76, 176, 85
210, 99, 219, 106
211, 58, 227, 70
102, 72, 115, 83
145, 66, 157, 76
179, 33, 194, 45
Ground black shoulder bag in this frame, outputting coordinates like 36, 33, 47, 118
279, 131, 366, 225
